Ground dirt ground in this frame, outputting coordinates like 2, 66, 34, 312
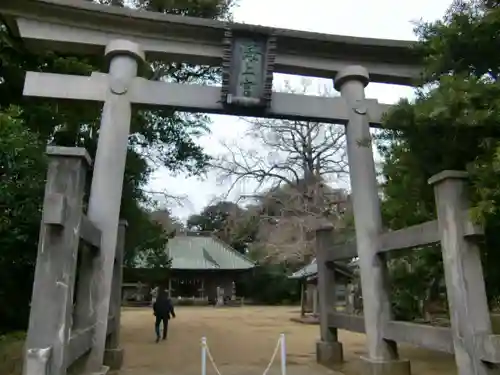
119, 306, 457, 375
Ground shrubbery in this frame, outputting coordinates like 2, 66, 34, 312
0, 108, 46, 333
237, 263, 300, 305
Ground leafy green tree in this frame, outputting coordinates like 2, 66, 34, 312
187, 201, 239, 232
0, 107, 46, 333
150, 209, 185, 233
378, 0, 500, 318
187, 201, 258, 253
0, 0, 233, 332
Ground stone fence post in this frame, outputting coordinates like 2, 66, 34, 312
315, 224, 343, 365
429, 171, 494, 375
24, 147, 90, 375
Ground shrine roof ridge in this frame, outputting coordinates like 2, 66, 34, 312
1, 0, 422, 85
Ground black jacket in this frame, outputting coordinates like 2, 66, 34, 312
153, 296, 176, 319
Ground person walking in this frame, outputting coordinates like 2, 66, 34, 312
153, 288, 175, 343
151, 286, 158, 306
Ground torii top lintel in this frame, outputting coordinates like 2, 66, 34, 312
0, 0, 422, 85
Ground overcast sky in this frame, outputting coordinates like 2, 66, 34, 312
148, 0, 452, 221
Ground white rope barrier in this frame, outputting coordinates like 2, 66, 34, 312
261, 334, 283, 375
201, 334, 287, 375
201, 337, 223, 375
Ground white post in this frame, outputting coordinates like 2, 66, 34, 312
201, 337, 207, 375
280, 334, 286, 375
85, 39, 145, 371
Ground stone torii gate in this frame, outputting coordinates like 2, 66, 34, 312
1, 1, 422, 375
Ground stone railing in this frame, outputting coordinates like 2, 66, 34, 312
23, 147, 125, 375
316, 170, 500, 374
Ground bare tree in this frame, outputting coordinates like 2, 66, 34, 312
242, 184, 350, 263
213, 81, 350, 262
216, 81, 348, 190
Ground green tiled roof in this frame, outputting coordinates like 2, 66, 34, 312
289, 258, 355, 279
289, 259, 318, 279
166, 233, 255, 270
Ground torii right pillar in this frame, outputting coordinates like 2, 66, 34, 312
334, 66, 411, 375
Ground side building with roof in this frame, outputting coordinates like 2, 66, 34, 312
123, 231, 255, 304
289, 258, 355, 319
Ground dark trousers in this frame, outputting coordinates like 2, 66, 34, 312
155, 316, 169, 339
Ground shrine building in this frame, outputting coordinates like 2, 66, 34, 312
124, 231, 255, 304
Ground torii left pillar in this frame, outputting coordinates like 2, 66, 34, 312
85, 40, 145, 373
